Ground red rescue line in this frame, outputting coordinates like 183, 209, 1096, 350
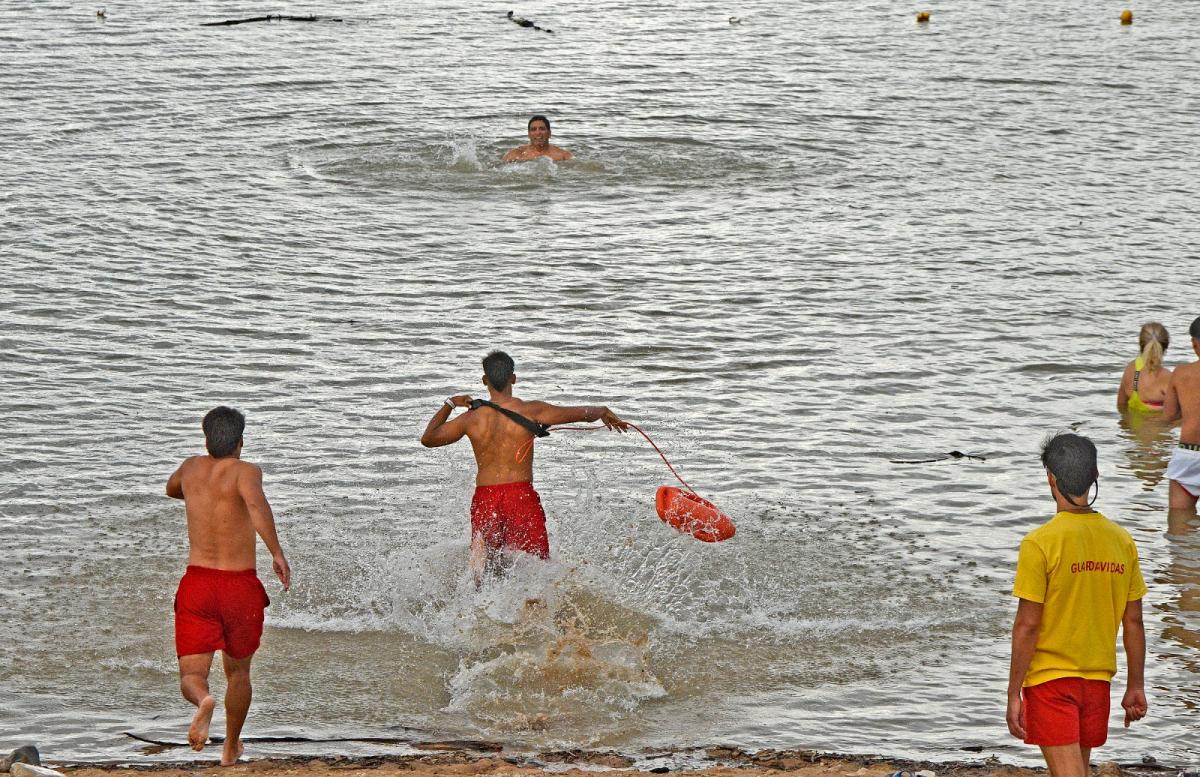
519, 422, 736, 543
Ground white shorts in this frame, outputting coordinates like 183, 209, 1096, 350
1166, 447, 1200, 497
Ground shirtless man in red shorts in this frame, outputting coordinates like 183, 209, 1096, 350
166, 406, 291, 766
421, 351, 627, 582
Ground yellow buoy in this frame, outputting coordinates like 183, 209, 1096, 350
916, 10, 931, 23
1120, 9, 1133, 24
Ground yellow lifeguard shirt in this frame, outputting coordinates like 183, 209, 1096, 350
1012, 510, 1147, 688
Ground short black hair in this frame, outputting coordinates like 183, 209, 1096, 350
528, 115, 551, 132
202, 406, 245, 458
1040, 432, 1098, 499
1190, 315, 1200, 339
482, 351, 515, 391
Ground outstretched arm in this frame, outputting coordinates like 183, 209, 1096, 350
421, 395, 474, 447
238, 464, 290, 591
1006, 598, 1043, 739
526, 401, 629, 431
1121, 598, 1147, 726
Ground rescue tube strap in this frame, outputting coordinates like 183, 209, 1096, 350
469, 399, 551, 438
537, 421, 698, 495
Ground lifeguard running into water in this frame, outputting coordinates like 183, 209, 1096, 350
165, 407, 291, 766
1163, 316, 1200, 513
1117, 322, 1171, 413
420, 351, 626, 582
502, 115, 573, 162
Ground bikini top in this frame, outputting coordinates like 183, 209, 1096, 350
469, 398, 551, 437
1128, 356, 1163, 413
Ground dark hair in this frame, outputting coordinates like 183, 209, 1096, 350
1040, 432, 1098, 500
528, 115, 551, 132
482, 351, 515, 391
1190, 316, 1200, 339
202, 406, 245, 458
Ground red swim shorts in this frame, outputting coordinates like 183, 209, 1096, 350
470, 481, 550, 559
174, 566, 270, 659
1022, 677, 1111, 748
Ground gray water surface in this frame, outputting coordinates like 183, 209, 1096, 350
2, 0, 1198, 766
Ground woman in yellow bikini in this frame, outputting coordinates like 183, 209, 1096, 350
1118, 322, 1172, 413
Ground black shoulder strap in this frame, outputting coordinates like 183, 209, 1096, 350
469, 399, 551, 437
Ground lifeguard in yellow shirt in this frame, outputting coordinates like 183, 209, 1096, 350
1006, 432, 1148, 777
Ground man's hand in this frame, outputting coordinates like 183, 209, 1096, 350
1006, 693, 1026, 739
273, 554, 291, 591
449, 394, 474, 408
600, 408, 629, 432
1122, 687, 1147, 726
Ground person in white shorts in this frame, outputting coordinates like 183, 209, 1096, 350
1163, 316, 1200, 513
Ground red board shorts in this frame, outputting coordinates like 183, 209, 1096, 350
174, 566, 270, 659
470, 481, 550, 559
1022, 677, 1111, 748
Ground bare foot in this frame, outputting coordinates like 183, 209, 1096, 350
220, 739, 244, 767
188, 695, 215, 751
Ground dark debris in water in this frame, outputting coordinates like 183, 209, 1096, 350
890, 450, 988, 464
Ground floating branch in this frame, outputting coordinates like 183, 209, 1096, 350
889, 450, 988, 465
201, 14, 343, 26
506, 10, 553, 33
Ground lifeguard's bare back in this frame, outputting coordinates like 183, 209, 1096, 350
421, 351, 625, 580
165, 406, 290, 766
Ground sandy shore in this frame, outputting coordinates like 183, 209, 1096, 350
58, 746, 1159, 777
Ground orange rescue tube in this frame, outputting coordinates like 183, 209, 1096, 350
655, 486, 736, 542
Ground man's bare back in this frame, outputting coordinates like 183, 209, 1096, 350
454, 396, 620, 485
1165, 360, 1200, 444
168, 456, 275, 571
424, 391, 625, 484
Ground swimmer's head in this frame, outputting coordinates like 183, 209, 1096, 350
527, 115, 552, 147
1138, 322, 1169, 373
203, 405, 245, 458
483, 350, 516, 392
1190, 316, 1200, 341
1040, 432, 1098, 505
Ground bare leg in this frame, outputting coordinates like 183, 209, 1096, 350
1169, 480, 1199, 513
469, 534, 487, 589
1168, 507, 1198, 536
220, 652, 253, 766
1040, 744, 1090, 777
178, 653, 216, 751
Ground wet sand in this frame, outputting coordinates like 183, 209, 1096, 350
59, 747, 1149, 777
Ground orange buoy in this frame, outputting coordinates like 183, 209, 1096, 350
655, 486, 736, 542
916, 11, 930, 23
1120, 9, 1133, 24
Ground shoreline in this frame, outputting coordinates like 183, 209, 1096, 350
54, 745, 1178, 777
